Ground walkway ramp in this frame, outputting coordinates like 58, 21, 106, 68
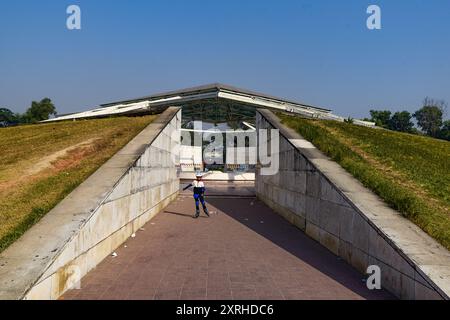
62, 189, 392, 300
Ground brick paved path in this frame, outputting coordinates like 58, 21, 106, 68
62, 190, 393, 300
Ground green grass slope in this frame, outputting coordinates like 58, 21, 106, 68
278, 113, 450, 250
0, 116, 156, 253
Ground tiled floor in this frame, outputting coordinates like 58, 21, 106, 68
62, 192, 393, 300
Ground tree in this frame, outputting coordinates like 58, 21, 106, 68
369, 110, 391, 128
24, 98, 57, 123
0, 108, 16, 123
388, 111, 414, 133
438, 120, 450, 141
413, 104, 444, 138
0, 108, 22, 127
422, 97, 448, 116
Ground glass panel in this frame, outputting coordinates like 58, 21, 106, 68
179, 99, 256, 173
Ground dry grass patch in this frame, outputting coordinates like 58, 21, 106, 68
0, 115, 156, 253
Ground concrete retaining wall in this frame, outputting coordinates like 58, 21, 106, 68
0, 107, 181, 300
255, 109, 450, 300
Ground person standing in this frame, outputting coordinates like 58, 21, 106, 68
183, 173, 210, 218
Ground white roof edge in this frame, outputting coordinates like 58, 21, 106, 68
42, 86, 375, 129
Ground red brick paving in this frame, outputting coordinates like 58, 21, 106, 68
62, 192, 394, 300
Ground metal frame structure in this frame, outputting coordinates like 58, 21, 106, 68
42, 83, 345, 122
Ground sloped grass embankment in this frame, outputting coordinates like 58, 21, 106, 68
0, 116, 156, 253
278, 113, 450, 250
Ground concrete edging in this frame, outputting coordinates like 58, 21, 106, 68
0, 107, 182, 300
255, 109, 450, 300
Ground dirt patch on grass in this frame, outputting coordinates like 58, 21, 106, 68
27, 138, 99, 175
0, 138, 101, 195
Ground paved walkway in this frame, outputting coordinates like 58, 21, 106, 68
62, 184, 393, 300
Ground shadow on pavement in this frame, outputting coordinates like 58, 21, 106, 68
206, 197, 394, 300
165, 210, 209, 219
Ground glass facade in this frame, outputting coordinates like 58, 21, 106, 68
177, 99, 256, 173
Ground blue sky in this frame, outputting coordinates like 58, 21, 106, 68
0, 0, 449, 119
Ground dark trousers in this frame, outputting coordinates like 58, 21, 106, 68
194, 193, 208, 213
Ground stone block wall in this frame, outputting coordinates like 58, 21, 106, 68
0, 107, 181, 300
255, 109, 449, 300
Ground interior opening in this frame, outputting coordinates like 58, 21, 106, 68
177, 98, 256, 182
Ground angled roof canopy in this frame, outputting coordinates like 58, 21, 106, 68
43, 83, 344, 123
101, 83, 331, 111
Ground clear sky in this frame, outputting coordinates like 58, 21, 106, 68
1, 0, 449, 119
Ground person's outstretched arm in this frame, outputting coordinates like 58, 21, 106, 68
182, 183, 193, 191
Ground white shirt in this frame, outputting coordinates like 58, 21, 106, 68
192, 180, 205, 188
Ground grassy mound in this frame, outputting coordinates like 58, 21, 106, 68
0, 116, 156, 253
278, 113, 450, 250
